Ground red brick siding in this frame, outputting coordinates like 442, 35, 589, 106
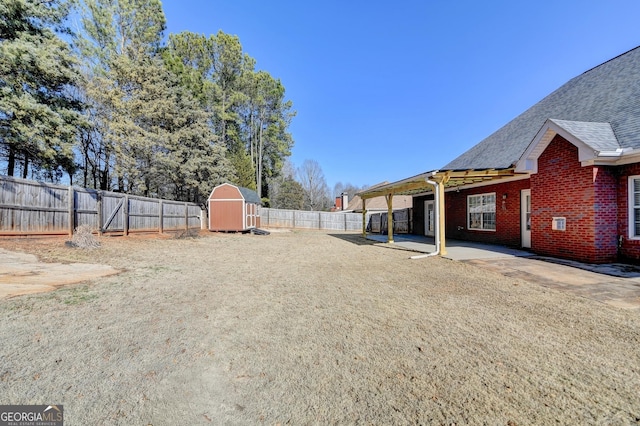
616, 163, 640, 262
444, 179, 530, 247
530, 135, 617, 263
412, 194, 434, 236
594, 166, 618, 258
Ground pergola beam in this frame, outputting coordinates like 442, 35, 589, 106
361, 180, 430, 199
358, 169, 517, 199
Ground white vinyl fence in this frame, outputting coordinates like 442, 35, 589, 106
261, 208, 368, 231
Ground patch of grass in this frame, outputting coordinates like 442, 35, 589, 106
172, 229, 201, 239
60, 286, 98, 305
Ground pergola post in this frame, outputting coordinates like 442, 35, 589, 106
385, 193, 394, 243
435, 178, 447, 256
361, 198, 367, 239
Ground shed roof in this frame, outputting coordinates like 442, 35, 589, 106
445, 46, 640, 170
209, 183, 261, 204
238, 186, 261, 204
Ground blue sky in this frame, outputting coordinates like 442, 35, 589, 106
163, 0, 640, 192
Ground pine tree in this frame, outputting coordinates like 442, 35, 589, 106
76, 0, 166, 191
0, 0, 83, 180
166, 31, 296, 199
272, 176, 304, 210
228, 149, 256, 190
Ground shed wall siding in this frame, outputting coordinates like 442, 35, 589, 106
209, 200, 244, 231
530, 135, 617, 263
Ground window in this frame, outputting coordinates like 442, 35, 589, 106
552, 217, 566, 231
629, 176, 640, 238
468, 193, 496, 231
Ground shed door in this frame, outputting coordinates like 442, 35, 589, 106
424, 200, 435, 237
247, 203, 255, 228
521, 189, 531, 248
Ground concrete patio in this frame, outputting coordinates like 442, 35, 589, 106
367, 233, 640, 310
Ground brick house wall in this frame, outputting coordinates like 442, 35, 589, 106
411, 134, 633, 263
443, 179, 530, 247
412, 194, 434, 236
616, 163, 640, 262
531, 135, 618, 263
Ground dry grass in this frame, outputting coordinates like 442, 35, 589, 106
0, 231, 639, 424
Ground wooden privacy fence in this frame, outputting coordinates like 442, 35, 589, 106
367, 208, 413, 234
261, 208, 368, 231
0, 175, 203, 236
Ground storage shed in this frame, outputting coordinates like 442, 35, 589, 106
208, 183, 261, 232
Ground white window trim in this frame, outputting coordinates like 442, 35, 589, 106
552, 217, 566, 231
467, 192, 496, 232
628, 176, 640, 240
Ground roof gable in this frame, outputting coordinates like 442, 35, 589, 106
516, 119, 624, 173
548, 119, 620, 152
445, 46, 640, 170
209, 183, 261, 204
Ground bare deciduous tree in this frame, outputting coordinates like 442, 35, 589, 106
297, 159, 331, 211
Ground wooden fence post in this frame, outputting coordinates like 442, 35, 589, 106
97, 191, 103, 235
159, 199, 164, 234
123, 195, 129, 236
68, 186, 75, 237
185, 202, 189, 230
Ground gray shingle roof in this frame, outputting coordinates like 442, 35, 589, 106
238, 186, 261, 204
548, 119, 620, 152
444, 46, 640, 169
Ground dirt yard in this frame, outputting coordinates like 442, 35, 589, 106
0, 230, 639, 425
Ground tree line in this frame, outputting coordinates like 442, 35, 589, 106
0, 0, 295, 206
269, 159, 368, 211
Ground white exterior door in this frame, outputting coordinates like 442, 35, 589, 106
521, 189, 531, 248
424, 200, 435, 237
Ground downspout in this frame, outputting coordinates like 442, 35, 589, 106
410, 178, 440, 259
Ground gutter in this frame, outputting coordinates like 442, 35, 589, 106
410, 177, 440, 259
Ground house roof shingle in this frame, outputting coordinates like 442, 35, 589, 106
444, 46, 640, 170
548, 119, 620, 152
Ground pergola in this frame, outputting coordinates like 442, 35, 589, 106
357, 168, 518, 255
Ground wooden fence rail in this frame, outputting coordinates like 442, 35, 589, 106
367, 208, 413, 234
0, 175, 203, 236
260, 208, 369, 232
